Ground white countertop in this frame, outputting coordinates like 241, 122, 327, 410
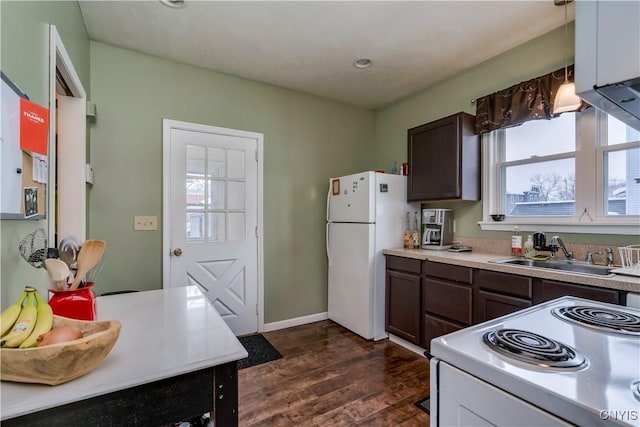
0, 286, 248, 420
383, 248, 640, 293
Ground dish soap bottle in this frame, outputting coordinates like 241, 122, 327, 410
523, 235, 534, 259
511, 226, 522, 257
404, 212, 413, 249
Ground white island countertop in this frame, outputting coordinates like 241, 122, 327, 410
1, 286, 248, 421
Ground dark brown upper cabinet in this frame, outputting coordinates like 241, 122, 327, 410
407, 112, 480, 202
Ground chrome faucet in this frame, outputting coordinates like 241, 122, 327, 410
605, 248, 614, 267
585, 251, 601, 264
549, 236, 573, 260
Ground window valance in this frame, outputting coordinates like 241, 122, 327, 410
474, 65, 585, 135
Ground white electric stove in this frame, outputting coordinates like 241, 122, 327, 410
430, 296, 640, 426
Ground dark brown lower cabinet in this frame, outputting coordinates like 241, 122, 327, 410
385, 270, 421, 344
423, 313, 464, 352
533, 279, 621, 305
476, 290, 532, 323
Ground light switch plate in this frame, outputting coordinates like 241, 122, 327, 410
134, 216, 157, 231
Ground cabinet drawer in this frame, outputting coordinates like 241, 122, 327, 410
475, 269, 532, 299
477, 290, 532, 323
423, 313, 464, 352
424, 261, 472, 284
386, 256, 421, 274
533, 279, 621, 305
423, 278, 472, 325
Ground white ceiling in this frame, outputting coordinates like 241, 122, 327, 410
78, 1, 572, 109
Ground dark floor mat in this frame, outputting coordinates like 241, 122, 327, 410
414, 396, 430, 414
238, 334, 282, 369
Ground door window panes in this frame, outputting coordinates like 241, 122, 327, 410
208, 212, 226, 241
186, 178, 205, 210
228, 212, 245, 241
227, 149, 245, 179
208, 147, 225, 177
186, 212, 204, 241
208, 180, 225, 210
184, 143, 247, 243
227, 181, 245, 210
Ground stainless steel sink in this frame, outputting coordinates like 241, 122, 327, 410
489, 258, 615, 277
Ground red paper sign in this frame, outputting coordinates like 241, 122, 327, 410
20, 98, 49, 156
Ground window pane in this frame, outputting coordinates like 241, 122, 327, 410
186, 178, 205, 210
186, 145, 205, 175
605, 115, 640, 146
208, 180, 225, 209
505, 113, 576, 161
208, 147, 225, 177
605, 147, 640, 215
504, 158, 575, 216
186, 212, 204, 241
208, 212, 225, 242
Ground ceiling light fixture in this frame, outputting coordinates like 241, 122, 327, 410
553, 0, 581, 114
353, 58, 373, 69
160, 0, 185, 9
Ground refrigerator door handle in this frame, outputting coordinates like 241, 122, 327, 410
326, 183, 331, 222
326, 222, 331, 267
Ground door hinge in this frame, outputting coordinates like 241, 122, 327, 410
256, 302, 259, 315
255, 149, 258, 162
255, 226, 259, 238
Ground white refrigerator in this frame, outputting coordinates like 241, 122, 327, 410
326, 171, 417, 341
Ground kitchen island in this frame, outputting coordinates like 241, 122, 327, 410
0, 286, 248, 426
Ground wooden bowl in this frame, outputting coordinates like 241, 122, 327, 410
0, 315, 121, 386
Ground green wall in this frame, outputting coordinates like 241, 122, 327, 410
0, 1, 89, 308
88, 42, 374, 322
373, 23, 639, 247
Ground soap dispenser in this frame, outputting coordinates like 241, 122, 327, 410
524, 235, 534, 259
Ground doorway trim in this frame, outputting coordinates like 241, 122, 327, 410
162, 119, 265, 333
48, 25, 87, 243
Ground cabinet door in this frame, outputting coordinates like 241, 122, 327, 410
533, 279, 621, 305
385, 270, 421, 344
407, 112, 479, 201
477, 290, 532, 323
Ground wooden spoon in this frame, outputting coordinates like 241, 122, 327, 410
44, 258, 70, 290
70, 240, 106, 290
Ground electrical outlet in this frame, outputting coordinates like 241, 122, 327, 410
134, 216, 157, 231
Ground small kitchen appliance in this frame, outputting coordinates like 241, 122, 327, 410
429, 296, 640, 426
326, 171, 418, 341
421, 209, 453, 250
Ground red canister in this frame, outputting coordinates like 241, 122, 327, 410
48, 283, 97, 320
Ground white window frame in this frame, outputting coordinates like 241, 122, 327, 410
480, 108, 640, 235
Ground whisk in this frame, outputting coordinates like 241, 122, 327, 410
18, 228, 48, 268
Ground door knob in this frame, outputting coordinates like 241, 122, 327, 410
173, 248, 183, 256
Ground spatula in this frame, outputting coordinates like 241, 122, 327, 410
70, 240, 106, 290
44, 258, 70, 290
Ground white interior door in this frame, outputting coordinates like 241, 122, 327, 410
164, 120, 262, 336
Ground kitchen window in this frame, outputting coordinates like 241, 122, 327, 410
481, 109, 640, 234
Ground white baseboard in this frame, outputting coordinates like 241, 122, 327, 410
263, 312, 328, 332
388, 333, 427, 357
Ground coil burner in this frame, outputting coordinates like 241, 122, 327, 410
483, 329, 587, 369
552, 306, 640, 336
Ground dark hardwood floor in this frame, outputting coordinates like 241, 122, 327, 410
238, 320, 431, 426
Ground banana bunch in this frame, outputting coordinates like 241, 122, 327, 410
0, 286, 53, 348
